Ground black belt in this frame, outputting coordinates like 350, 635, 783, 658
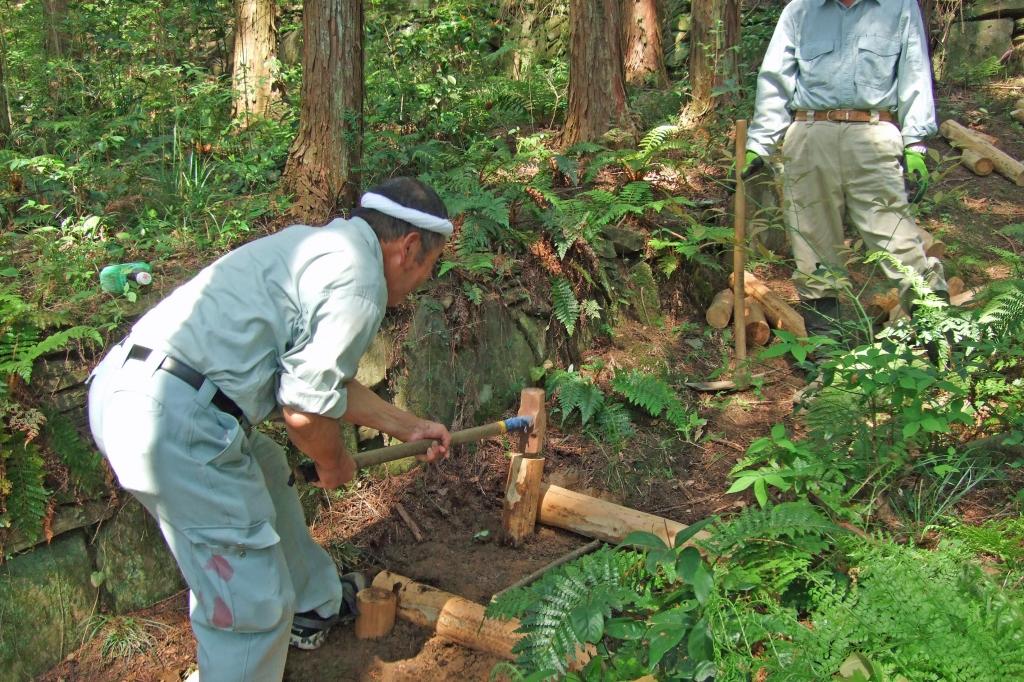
126, 345, 244, 420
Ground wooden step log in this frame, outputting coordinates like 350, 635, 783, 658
354, 587, 398, 640
939, 119, 1024, 186
705, 288, 734, 329
744, 296, 771, 346
372, 571, 521, 660
729, 271, 807, 338
536, 483, 711, 548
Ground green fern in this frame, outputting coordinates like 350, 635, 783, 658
703, 501, 841, 557
487, 546, 644, 675
42, 410, 105, 495
1, 438, 49, 541
611, 369, 703, 438
546, 368, 604, 426
978, 281, 1024, 336
550, 277, 580, 336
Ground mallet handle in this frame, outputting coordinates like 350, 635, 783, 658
293, 416, 534, 483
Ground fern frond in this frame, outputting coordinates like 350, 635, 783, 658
1, 439, 50, 541
0, 325, 101, 383
551, 277, 580, 336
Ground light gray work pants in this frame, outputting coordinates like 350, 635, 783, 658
88, 342, 343, 682
780, 120, 946, 302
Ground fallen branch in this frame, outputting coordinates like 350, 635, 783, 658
394, 502, 425, 542
491, 539, 603, 601
940, 119, 1024, 186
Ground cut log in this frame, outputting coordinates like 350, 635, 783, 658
537, 483, 711, 548
354, 587, 397, 640
866, 288, 900, 324
705, 288, 734, 329
925, 240, 946, 259
729, 271, 808, 338
951, 287, 983, 306
372, 571, 521, 659
947, 276, 965, 298
744, 297, 771, 346
501, 454, 545, 546
1012, 109, 1024, 125
939, 119, 1024, 186
960, 148, 995, 176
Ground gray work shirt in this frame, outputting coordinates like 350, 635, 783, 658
747, 0, 937, 156
129, 217, 387, 424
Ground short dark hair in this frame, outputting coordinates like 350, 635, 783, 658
352, 177, 449, 258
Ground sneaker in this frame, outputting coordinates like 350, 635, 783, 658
289, 571, 367, 650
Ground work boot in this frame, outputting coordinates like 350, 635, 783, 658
289, 571, 367, 650
801, 297, 840, 338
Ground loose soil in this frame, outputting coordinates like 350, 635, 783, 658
39, 77, 1024, 682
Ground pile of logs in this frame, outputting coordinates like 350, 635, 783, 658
940, 118, 1024, 186
705, 271, 807, 343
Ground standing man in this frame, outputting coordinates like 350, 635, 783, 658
88, 177, 453, 681
746, 0, 947, 334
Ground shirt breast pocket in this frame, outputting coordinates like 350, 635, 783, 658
855, 36, 900, 91
796, 41, 835, 90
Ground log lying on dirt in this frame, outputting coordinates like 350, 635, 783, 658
372, 571, 521, 660
744, 296, 771, 346
729, 271, 807, 338
939, 119, 1024, 186
537, 483, 711, 548
959, 148, 995, 176
705, 288, 734, 329
947, 276, 965, 299
355, 587, 398, 640
867, 288, 900, 324
1013, 99, 1024, 126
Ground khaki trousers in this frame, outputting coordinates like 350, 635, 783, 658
780, 120, 945, 301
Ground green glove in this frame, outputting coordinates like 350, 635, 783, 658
742, 150, 765, 179
904, 146, 929, 203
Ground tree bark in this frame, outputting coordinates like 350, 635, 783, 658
622, 0, 669, 87
232, 0, 279, 124
40, 0, 68, 58
561, 0, 632, 147
679, 0, 740, 126
282, 0, 364, 223
0, 29, 12, 148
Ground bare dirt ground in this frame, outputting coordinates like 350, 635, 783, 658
39, 78, 1024, 682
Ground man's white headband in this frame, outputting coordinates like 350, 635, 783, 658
360, 192, 453, 237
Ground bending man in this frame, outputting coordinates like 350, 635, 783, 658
88, 177, 452, 681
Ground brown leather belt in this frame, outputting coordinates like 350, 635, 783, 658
794, 109, 895, 123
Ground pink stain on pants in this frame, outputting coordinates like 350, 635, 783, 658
212, 597, 234, 628
205, 555, 234, 581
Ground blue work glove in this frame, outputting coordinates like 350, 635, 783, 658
903, 145, 930, 203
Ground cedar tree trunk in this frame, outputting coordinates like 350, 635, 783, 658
680, 0, 739, 126
282, 0, 364, 224
232, 0, 279, 124
0, 31, 11, 148
623, 0, 669, 87
40, 0, 68, 58
561, 0, 632, 147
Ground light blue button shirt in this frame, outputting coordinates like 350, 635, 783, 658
747, 0, 937, 156
129, 217, 388, 423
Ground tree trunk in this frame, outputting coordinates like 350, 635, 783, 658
282, 0, 364, 224
679, 0, 740, 126
40, 0, 68, 58
622, 0, 669, 87
232, 0, 279, 124
503, 0, 540, 80
0, 29, 12, 148
561, 0, 632, 147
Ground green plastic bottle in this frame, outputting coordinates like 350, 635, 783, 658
99, 262, 153, 294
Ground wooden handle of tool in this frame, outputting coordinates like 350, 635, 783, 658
295, 420, 518, 482
733, 119, 748, 365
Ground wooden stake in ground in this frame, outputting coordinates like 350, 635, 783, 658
372, 571, 521, 660
502, 388, 547, 547
733, 119, 748, 371
354, 587, 397, 640
939, 119, 1024, 186
730, 271, 808, 338
705, 288, 734, 329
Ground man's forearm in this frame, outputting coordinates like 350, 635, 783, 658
341, 380, 422, 441
282, 407, 356, 484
